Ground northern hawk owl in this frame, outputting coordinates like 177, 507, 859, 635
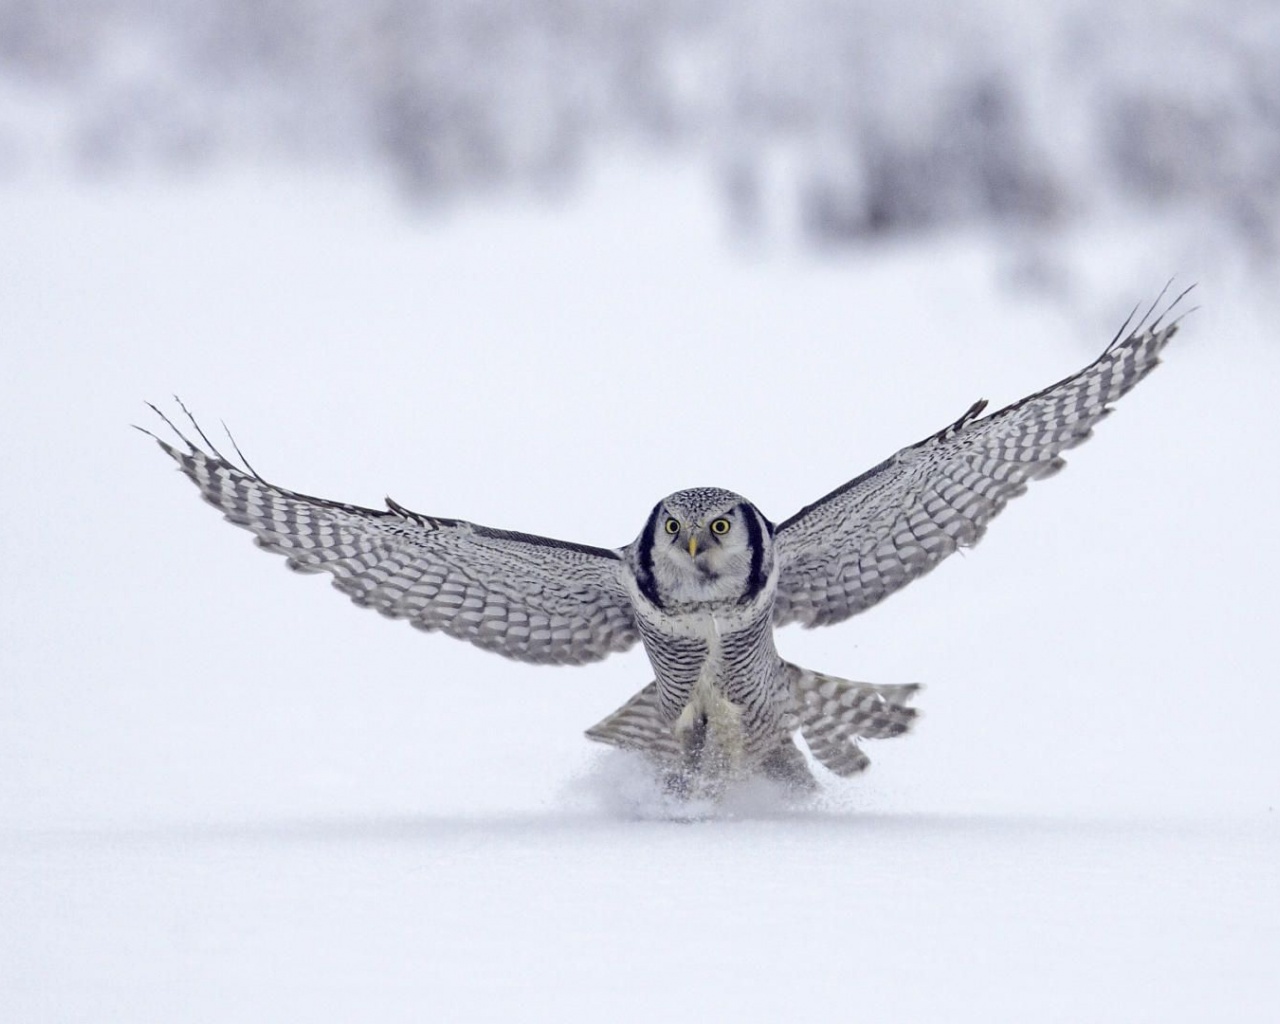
144, 294, 1185, 798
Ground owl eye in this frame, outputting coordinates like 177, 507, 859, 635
664, 518, 681, 535
710, 517, 731, 536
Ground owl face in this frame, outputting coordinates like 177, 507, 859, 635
637, 487, 774, 608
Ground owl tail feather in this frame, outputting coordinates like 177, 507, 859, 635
584, 682, 681, 760
788, 665, 921, 777
585, 671, 920, 780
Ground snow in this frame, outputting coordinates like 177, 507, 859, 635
2, 160, 1278, 1021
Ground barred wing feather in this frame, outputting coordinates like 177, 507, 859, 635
147, 415, 640, 666
773, 297, 1185, 629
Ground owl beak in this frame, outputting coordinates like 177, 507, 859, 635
687, 536, 699, 558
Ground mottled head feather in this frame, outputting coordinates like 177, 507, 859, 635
660, 487, 748, 524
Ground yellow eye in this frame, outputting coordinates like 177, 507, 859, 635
664, 518, 681, 535
710, 517, 731, 536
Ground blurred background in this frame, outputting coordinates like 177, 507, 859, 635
3, 0, 1279, 262
3, 4, 1279, 1021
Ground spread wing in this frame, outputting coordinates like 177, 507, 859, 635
772, 291, 1188, 629
144, 408, 640, 665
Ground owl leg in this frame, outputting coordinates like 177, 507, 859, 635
663, 711, 729, 801
758, 737, 818, 794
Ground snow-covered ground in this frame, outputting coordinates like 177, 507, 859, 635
2, 161, 1278, 1021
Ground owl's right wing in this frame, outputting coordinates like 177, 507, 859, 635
145, 408, 640, 666
772, 292, 1187, 629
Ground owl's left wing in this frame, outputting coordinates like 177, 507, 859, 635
772, 294, 1187, 629
145, 409, 640, 665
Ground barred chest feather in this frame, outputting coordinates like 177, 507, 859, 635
632, 588, 789, 760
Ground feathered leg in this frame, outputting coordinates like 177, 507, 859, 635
759, 736, 818, 793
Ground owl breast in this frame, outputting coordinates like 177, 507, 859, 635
633, 596, 790, 772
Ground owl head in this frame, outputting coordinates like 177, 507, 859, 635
631, 486, 774, 609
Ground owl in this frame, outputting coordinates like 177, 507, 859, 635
144, 292, 1185, 798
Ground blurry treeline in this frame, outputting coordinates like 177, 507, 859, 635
2, 0, 1277, 249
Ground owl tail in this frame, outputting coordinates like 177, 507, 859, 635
584, 682, 681, 760
788, 665, 921, 777
585, 671, 920, 779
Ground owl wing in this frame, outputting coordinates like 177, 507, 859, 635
145, 408, 640, 665
772, 293, 1187, 629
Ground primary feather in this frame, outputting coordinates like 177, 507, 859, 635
771, 298, 1184, 628
146, 418, 639, 665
